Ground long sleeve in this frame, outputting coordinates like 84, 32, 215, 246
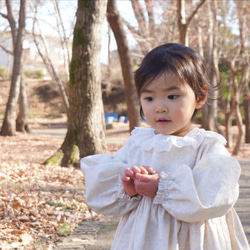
154, 143, 241, 223
81, 152, 141, 216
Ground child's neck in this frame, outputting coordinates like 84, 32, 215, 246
153, 125, 196, 137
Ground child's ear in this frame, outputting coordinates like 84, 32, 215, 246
195, 86, 208, 109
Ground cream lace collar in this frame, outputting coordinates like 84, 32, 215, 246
130, 127, 226, 152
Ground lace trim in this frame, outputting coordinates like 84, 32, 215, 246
113, 183, 141, 201
131, 127, 226, 152
154, 171, 171, 204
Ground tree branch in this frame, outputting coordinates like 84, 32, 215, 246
186, 0, 206, 27
5, 0, 17, 43
0, 44, 13, 55
0, 12, 8, 19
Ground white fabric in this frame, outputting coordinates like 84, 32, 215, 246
81, 127, 249, 250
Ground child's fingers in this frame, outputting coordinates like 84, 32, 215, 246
142, 165, 156, 175
135, 173, 151, 182
131, 165, 142, 174
139, 166, 149, 175
121, 175, 131, 182
132, 165, 151, 175
124, 168, 135, 178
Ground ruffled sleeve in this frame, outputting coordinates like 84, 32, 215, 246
81, 141, 141, 216
154, 136, 241, 223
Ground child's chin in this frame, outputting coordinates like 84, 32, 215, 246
155, 129, 171, 136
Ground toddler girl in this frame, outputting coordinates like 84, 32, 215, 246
81, 43, 249, 249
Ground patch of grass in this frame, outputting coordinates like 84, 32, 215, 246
24, 68, 45, 79
44, 200, 72, 212
57, 223, 71, 236
0, 67, 7, 77
34, 241, 45, 246
45, 200, 65, 207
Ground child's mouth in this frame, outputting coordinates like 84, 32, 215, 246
157, 119, 170, 125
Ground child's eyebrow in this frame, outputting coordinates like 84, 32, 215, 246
141, 85, 180, 93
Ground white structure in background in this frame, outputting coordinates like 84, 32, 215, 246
0, 31, 72, 80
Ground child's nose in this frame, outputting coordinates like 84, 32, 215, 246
155, 101, 168, 113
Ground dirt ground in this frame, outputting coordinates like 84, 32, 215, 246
0, 120, 129, 249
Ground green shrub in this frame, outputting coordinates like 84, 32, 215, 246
0, 67, 7, 77
57, 223, 71, 235
217, 114, 224, 125
194, 111, 202, 124
24, 68, 45, 79
195, 112, 239, 126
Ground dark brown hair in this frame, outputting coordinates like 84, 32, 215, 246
135, 43, 210, 118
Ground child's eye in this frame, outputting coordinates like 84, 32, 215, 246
168, 95, 178, 100
144, 97, 153, 102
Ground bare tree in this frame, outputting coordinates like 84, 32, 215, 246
218, 0, 250, 154
28, 0, 69, 113
236, 1, 250, 143
107, 0, 141, 132
16, 70, 30, 132
177, 0, 206, 45
215, 1, 237, 147
0, 0, 27, 136
129, 0, 152, 54
45, 0, 107, 166
123, 0, 158, 54
192, 0, 204, 57
223, 76, 234, 148
203, 0, 220, 132
228, 59, 246, 155
52, 0, 71, 83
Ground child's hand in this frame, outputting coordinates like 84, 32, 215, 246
121, 167, 138, 197
133, 166, 160, 198
121, 166, 149, 197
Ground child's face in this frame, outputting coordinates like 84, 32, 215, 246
140, 72, 205, 137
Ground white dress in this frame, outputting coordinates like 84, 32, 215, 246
81, 127, 249, 250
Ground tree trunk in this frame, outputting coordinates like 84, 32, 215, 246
244, 96, 250, 143
45, 0, 107, 167
145, 0, 155, 37
230, 64, 245, 155
201, 104, 209, 130
0, 0, 26, 136
223, 78, 233, 147
236, 0, 250, 143
206, 0, 220, 133
177, 0, 187, 45
225, 107, 233, 147
231, 67, 247, 154
232, 93, 244, 155
16, 69, 30, 132
192, 0, 203, 57
241, 63, 250, 143
206, 0, 215, 130
177, 0, 206, 45
107, 0, 141, 132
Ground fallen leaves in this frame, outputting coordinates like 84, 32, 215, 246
0, 133, 100, 249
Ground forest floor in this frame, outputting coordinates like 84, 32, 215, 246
0, 121, 127, 249
0, 79, 125, 249
1, 79, 250, 248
